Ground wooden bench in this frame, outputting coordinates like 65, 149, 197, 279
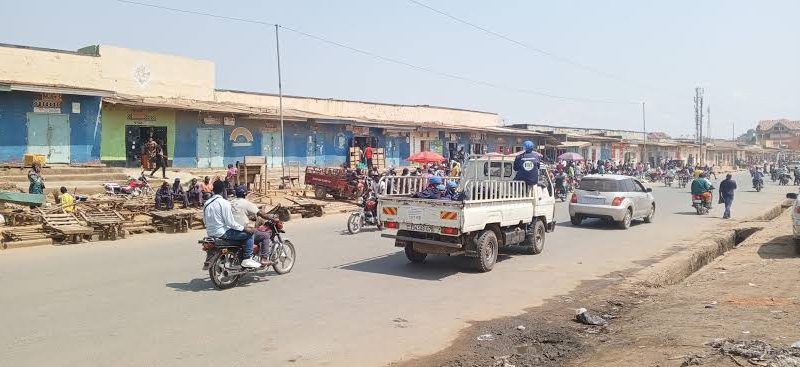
1, 225, 53, 249
80, 210, 126, 240
37, 210, 94, 244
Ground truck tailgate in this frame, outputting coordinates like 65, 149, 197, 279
378, 197, 464, 234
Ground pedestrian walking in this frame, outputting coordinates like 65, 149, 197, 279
719, 173, 737, 219
149, 141, 166, 179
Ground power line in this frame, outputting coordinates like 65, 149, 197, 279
115, 0, 640, 105
406, 0, 681, 99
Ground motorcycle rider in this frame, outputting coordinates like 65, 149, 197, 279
691, 173, 714, 209
752, 167, 765, 188
665, 166, 676, 184
203, 180, 259, 268
554, 169, 567, 197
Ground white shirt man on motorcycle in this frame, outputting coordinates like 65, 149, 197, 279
203, 180, 259, 268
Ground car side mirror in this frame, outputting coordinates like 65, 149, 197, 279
787, 193, 798, 200
646, 188, 653, 192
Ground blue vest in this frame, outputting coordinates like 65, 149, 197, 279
513, 152, 540, 185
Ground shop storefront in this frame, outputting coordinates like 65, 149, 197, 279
100, 104, 176, 167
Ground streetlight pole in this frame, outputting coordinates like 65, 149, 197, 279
275, 24, 286, 178
641, 101, 647, 166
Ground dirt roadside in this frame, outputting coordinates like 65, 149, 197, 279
391, 203, 800, 367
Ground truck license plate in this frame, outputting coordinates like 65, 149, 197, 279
407, 224, 438, 233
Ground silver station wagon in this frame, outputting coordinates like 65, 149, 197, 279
568, 174, 656, 229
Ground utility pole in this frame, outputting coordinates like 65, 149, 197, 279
275, 24, 286, 177
707, 103, 711, 140
694, 87, 705, 164
641, 101, 647, 165
732, 122, 735, 141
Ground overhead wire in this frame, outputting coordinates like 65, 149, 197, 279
115, 0, 640, 105
406, 0, 681, 99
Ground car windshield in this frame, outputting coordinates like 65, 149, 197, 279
579, 178, 622, 192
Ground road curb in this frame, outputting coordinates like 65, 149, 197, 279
631, 199, 792, 287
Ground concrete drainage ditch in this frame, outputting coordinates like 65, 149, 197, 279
633, 199, 791, 288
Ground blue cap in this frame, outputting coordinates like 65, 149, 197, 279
429, 176, 443, 185
436, 184, 446, 191
523, 141, 534, 151
447, 181, 458, 188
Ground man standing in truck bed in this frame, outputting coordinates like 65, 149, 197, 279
514, 141, 540, 186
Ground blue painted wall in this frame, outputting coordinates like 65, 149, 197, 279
174, 111, 199, 167
0, 91, 101, 163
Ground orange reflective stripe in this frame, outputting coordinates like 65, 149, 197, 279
382, 207, 397, 215
440, 211, 458, 220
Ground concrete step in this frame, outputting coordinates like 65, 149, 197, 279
0, 166, 125, 176
2, 172, 131, 182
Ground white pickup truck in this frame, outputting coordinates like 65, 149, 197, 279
378, 156, 556, 272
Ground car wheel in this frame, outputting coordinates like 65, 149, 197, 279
472, 230, 498, 272
643, 204, 655, 223
570, 215, 582, 226
521, 220, 545, 255
617, 208, 632, 229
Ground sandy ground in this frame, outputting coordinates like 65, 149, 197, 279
396, 205, 800, 367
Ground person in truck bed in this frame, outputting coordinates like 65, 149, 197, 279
444, 180, 465, 201
413, 175, 442, 199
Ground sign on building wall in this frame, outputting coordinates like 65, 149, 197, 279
349, 126, 369, 136
126, 110, 158, 123
33, 93, 62, 113
223, 116, 236, 126
230, 127, 254, 147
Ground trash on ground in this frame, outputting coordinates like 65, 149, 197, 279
516, 325, 526, 331
477, 334, 495, 341
575, 308, 608, 326
707, 339, 800, 365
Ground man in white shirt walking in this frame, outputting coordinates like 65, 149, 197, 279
203, 180, 259, 268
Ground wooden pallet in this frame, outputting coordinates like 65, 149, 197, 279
1, 225, 53, 249
37, 209, 94, 244
80, 210, 126, 241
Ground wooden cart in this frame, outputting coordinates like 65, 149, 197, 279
150, 208, 198, 233
37, 209, 94, 244
80, 210, 126, 240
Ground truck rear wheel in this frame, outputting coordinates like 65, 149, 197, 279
522, 220, 545, 255
314, 186, 327, 200
472, 230, 498, 272
404, 244, 427, 263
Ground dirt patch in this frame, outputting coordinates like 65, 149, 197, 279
726, 297, 793, 306
392, 204, 797, 367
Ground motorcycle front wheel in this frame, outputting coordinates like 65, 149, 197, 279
209, 252, 241, 290
347, 212, 363, 234
272, 240, 296, 275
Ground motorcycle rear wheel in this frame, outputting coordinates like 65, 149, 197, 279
272, 240, 296, 274
209, 252, 241, 290
347, 213, 363, 234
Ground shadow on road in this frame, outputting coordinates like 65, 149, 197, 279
336, 228, 383, 236
556, 218, 643, 230
166, 276, 261, 292
757, 235, 800, 259
334, 251, 508, 280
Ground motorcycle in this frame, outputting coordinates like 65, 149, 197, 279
664, 175, 674, 187
554, 183, 568, 202
677, 174, 689, 189
753, 178, 764, 192
779, 174, 791, 186
200, 217, 296, 290
692, 190, 714, 215
104, 171, 153, 197
347, 191, 382, 234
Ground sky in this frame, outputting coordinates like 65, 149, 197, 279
5, 0, 800, 137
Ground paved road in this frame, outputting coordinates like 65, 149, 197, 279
1, 172, 793, 367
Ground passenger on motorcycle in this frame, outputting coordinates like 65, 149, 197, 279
230, 185, 275, 266
691, 173, 714, 208
203, 180, 259, 268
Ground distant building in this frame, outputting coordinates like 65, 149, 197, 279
756, 119, 800, 149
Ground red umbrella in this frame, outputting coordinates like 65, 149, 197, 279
408, 151, 447, 164
558, 152, 585, 161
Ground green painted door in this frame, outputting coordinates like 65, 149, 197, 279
261, 131, 283, 168
197, 127, 224, 168
27, 113, 70, 164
